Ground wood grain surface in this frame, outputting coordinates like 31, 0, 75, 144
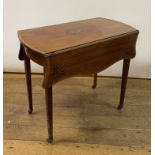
4, 140, 150, 155
18, 17, 138, 54
4, 74, 150, 154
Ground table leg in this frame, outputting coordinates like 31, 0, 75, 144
92, 73, 97, 88
45, 87, 53, 143
118, 59, 130, 110
24, 52, 33, 114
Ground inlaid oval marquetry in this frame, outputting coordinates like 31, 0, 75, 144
67, 26, 92, 35
68, 29, 84, 35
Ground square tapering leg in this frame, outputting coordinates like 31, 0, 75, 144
118, 59, 130, 110
92, 73, 97, 88
24, 52, 33, 114
45, 87, 53, 143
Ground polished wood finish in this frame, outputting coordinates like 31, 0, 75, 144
18, 17, 139, 143
18, 18, 137, 54
118, 59, 130, 110
24, 48, 33, 114
42, 32, 138, 88
45, 87, 53, 143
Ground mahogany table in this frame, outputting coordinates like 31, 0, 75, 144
18, 17, 139, 143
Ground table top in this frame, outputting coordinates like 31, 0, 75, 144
18, 17, 138, 55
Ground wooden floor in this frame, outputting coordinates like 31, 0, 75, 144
4, 74, 151, 155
